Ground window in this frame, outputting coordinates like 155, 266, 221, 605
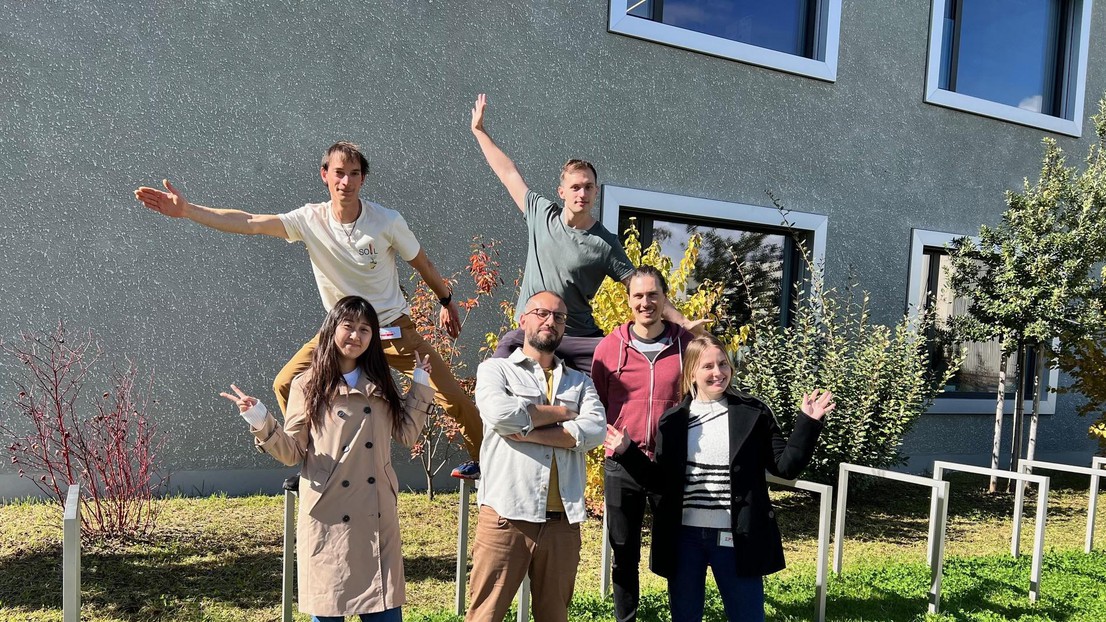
609, 0, 842, 81
906, 229, 1058, 414
600, 186, 827, 329
924, 0, 1092, 136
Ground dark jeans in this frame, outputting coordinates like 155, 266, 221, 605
669, 526, 765, 622
492, 328, 601, 377
605, 458, 659, 622
311, 607, 401, 622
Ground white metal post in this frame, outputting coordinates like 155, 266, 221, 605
833, 463, 950, 615
63, 484, 80, 622
1019, 459, 1104, 554
282, 488, 296, 622
455, 478, 473, 615
1088, 457, 1105, 553
932, 461, 1048, 602
832, 464, 849, 574
928, 480, 950, 614
516, 577, 531, 622
600, 509, 612, 597
766, 474, 832, 622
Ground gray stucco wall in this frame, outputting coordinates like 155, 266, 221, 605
1, 0, 1102, 496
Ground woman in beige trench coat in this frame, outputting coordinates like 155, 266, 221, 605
222, 295, 435, 621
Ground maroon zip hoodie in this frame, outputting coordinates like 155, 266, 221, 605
591, 320, 692, 458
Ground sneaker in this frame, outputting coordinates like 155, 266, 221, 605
451, 460, 480, 480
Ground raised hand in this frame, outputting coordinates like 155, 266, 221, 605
604, 424, 632, 455
471, 93, 488, 134
219, 384, 258, 413
134, 179, 190, 218
415, 352, 432, 375
800, 389, 835, 421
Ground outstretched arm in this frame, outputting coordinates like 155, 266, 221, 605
407, 248, 461, 338
134, 179, 288, 238
470, 94, 529, 212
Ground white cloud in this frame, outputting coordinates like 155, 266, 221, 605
1018, 95, 1043, 113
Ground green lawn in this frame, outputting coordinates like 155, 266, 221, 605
1, 473, 1104, 621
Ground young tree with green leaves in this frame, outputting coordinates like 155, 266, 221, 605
947, 99, 1106, 489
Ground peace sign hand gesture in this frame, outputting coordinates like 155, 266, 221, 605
412, 353, 433, 386
220, 384, 268, 429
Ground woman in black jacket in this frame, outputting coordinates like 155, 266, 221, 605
605, 335, 834, 622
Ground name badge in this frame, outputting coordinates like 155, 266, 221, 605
379, 326, 402, 340
718, 531, 734, 548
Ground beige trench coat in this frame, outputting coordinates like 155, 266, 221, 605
252, 370, 433, 617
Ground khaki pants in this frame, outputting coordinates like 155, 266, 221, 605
465, 505, 581, 622
272, 314, 481, 459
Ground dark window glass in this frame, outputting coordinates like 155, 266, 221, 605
626, 0, 817, 58
939, 0, 1072, 116
618, 209, 805, 331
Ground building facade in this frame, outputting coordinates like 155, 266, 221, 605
1, 0, 1102, 496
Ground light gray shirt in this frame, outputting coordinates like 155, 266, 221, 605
474, 349, 607, 524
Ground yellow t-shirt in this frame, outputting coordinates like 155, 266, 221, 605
544, 367, 565, 513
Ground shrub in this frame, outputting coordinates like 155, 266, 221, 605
0, 323, 167, 539
733, 267, 958, 483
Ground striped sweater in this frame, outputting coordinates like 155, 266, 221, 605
681, 397, 731, 529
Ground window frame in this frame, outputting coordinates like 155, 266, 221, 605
906, 229, 1059, 415
607, 0, 842, 82
600, 185, 828, 326
923, 0, 1093, 137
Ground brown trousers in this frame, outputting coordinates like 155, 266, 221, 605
465, 505, 581, 622
272, 314, 482, 460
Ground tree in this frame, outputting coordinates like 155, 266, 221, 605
407, 238, 503, 498
947, 99, 1106, 489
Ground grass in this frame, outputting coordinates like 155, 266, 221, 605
1, 472, 1104, 621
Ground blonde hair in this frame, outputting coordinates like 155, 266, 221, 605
679, 335, 733, 398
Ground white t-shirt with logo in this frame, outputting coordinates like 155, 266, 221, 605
279, 200, 421, 325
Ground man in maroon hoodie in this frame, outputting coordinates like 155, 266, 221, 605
591, 265, 694, 622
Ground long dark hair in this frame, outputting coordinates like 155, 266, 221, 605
303, 296, 404, 433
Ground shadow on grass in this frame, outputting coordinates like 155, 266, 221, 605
405, 553, 461, 582
0, 534, 284, 620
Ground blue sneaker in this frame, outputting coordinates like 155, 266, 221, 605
451, 460, 480, 480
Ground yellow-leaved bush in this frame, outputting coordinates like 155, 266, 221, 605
585, 223, 747, 515
482, 222, 743, 513
485, 223, 746, 515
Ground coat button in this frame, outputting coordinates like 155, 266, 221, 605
768, 510, 775, 518
342, 445, 349, 453
337, 410, 347, 419
342, 515, 350, 522
363, 406, 371, 414
341, 480, 349, 487
368, 477, 376, 484
365, 441, 374, 449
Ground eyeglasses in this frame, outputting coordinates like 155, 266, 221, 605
524, 308, 568, 325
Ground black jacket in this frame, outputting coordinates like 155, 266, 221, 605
613, 391, 823, 578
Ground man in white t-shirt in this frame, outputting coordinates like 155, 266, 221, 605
134, 142, 483, 476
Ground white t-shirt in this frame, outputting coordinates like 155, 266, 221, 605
279, 200, 421, 324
